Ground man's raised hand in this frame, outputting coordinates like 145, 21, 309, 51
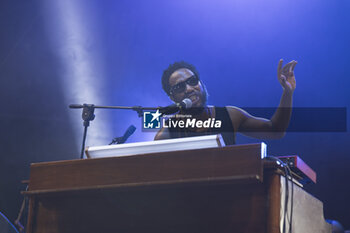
277, 59, 297, 93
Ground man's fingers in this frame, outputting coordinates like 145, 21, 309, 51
291, 60, 297, 72
281, 74, 286, 81
289, 60, 295, 72
281, 60, 297, 76
277, 59, 283, 77
283, 62, 293, 73
278, 59, 297, 86
280, 74, 287, 84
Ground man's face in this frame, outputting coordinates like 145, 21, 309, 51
168, 68, 207, 108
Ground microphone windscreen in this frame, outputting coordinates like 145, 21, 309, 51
182, 98, 192, 109
124, 125, 136, 138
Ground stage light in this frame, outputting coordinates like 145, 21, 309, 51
42, 0, 113, 150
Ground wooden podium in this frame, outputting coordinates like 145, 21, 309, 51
24, 144, 331, 233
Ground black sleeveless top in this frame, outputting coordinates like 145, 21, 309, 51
168, 107, 236, 145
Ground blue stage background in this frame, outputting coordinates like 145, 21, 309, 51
1, 0, 349, 227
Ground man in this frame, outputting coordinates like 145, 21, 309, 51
154, 60, 297, 145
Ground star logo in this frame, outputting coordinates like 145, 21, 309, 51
143, 110, 162, 129
150, 109, 162, 122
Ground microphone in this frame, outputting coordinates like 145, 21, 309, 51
109, 125, 136, 145
122, 125, 136, 143
160, 98, 192, 115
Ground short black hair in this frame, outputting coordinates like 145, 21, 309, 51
161, 61, 200, 96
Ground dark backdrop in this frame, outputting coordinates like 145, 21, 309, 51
1, 0, 349, 228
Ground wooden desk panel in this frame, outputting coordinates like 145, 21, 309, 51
27, 144, 264, 193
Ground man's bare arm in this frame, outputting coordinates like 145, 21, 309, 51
228, 59, 297, 139
227, 93, 292, 139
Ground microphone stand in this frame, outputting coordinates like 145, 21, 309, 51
70, 104, 161, 159
80, 104, 95, 159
